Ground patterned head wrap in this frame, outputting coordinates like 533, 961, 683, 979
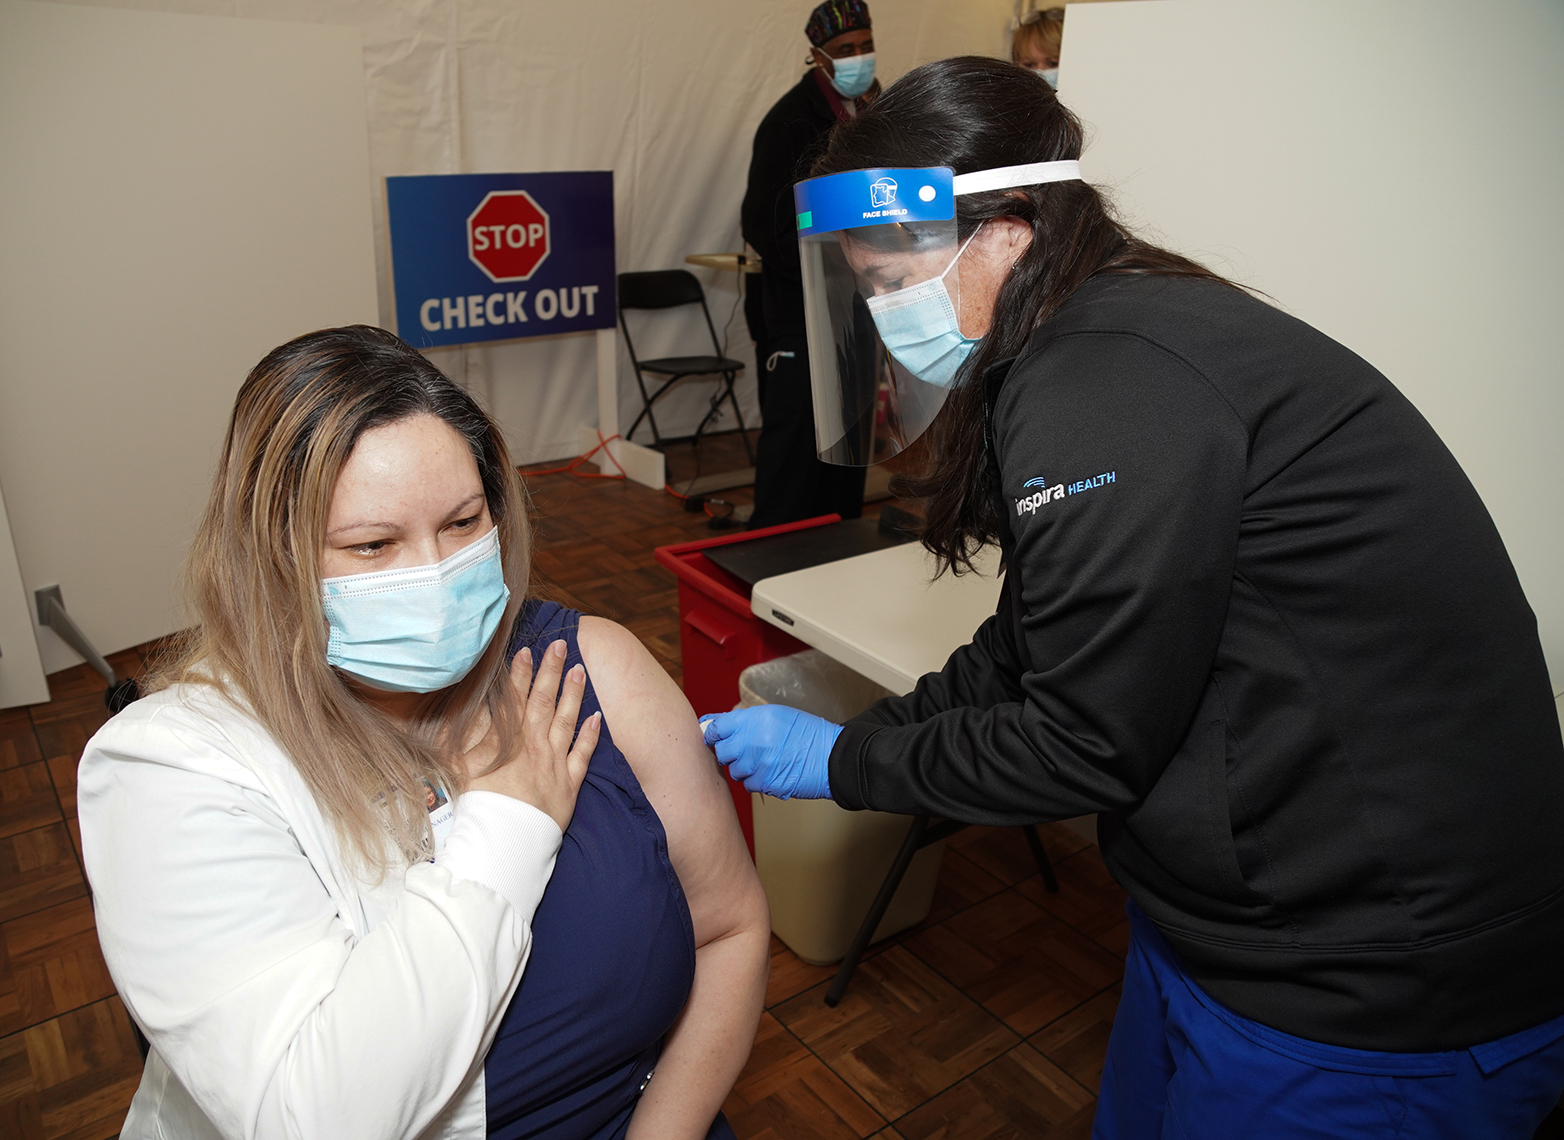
806, 0, 872, 48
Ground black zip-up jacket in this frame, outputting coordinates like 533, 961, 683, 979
828, 273, 1564, 1051
740, 71, 838, 339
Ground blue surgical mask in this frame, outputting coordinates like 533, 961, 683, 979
865, 227, 984, 389
828, 52, 876, 99
1037, 67, 1059, 89
322, 527, 510, 693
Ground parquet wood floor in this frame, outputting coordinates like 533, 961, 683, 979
0, 644, 156, 1140
0, 431, 1136, 1138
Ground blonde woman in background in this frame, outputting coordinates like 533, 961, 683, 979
78, 325, 768, 1140
1012, 1, 1064, 87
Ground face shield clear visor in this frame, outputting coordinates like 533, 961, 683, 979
794, 161, 1081, 465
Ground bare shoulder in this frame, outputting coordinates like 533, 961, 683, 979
574, 615, 652, 679
574, 617, 711, 816
575, 616, 762, 946
574, 618, 696, 761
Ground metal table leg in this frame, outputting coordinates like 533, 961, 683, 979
1023, 823, 1060, 893
825, 815, 928, 1008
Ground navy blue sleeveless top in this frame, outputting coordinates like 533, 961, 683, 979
484, 602, 735, 1140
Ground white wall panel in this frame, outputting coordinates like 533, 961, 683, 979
0, 1, 379, 680
1061, 0, 1564, 685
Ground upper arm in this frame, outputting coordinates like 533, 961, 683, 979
78, 710, 533, 1139
576, 618, 767, 949
742, 120, 812, 278
79, 730, 348, 1038
741, 123, 783, 253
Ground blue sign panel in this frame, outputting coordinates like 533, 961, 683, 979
793, 167, 954, 236
387, 171, 616, 348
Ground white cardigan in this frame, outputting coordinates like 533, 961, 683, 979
77, 683, 563, 1140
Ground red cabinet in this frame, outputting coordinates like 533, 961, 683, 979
653, 515, 839, 856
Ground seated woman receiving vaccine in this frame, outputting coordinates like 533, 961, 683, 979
78, 326, 768, 1140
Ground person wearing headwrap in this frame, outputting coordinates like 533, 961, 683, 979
739, 0, 880, 528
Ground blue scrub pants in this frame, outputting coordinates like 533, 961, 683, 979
1093, 902, 1564, 1139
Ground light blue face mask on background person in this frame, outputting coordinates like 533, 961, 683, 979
864, 225, 985, 388
322, 526, 510, 692
828, 52, 876, 99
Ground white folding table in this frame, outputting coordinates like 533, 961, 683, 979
749, 540, 1003, 697
748, 538, 1075, 1005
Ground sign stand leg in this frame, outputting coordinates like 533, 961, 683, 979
582, 326, 664, 489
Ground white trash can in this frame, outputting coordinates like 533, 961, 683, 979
738, 650, 945, 965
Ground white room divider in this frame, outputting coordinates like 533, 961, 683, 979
0, 1, 380, 688
1061, 0, 1564, 688
0, 479, 49, 707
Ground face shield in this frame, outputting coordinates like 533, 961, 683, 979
794, 160, 1081, 465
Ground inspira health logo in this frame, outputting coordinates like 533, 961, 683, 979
1014, 470, 1117, 516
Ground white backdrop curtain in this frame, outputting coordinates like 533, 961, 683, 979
47, 0, 1016, 463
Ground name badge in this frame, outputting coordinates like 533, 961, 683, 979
423, 778, 455, 856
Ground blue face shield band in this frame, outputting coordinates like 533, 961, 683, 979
863, 225, 985, 388
322, 526, 510, 693
828, 52, 876, 99
795, 159, 1081, 464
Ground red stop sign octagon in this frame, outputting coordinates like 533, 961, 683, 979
467, 191, 550, 282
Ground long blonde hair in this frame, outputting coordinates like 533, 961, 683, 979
1011, 5, 1064, 63
152, 325, 530, 872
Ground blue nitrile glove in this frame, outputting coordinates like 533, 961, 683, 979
699, 705, 841, 800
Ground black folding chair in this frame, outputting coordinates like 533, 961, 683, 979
824, 818, 1059, 1007
617, 270, 754, 461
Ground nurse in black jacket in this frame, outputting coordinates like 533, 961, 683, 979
702, 56, 1564, 1138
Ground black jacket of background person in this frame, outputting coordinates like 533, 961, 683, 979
741, 70, 838, 339
828, 273, 1564, 1052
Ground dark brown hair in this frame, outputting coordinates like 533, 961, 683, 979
812, 56, 1233, 574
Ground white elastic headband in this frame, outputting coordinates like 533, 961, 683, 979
951, 160, 1081, 196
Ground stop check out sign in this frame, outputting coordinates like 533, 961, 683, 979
468, 191, 549, 282
386, 171, 616, 348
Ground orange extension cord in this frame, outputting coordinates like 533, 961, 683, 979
518, 430, 627, 480
663, 479, 737, 525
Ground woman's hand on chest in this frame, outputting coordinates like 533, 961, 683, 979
462, 639, 599, 833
